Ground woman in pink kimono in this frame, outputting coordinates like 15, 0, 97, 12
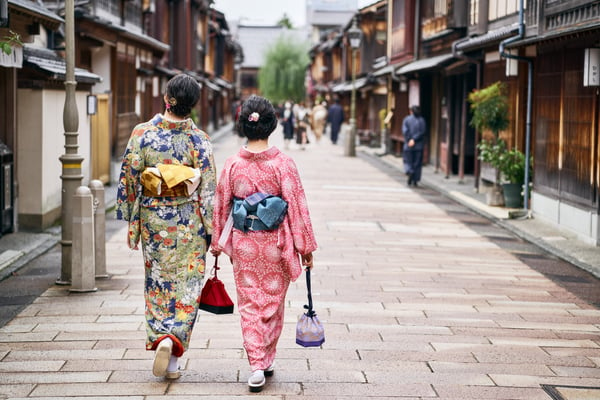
211, 95, 317, 392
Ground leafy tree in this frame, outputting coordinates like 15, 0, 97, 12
277, 13, 293, 29
1, 31, 22, 55
259, 34, 309, 104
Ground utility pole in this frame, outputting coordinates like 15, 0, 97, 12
57, 0, 83, 285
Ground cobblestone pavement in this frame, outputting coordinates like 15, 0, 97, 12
0, 127, 599, 399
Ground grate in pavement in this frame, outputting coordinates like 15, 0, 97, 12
515, 252, 550, 260
541, 384, 600, 400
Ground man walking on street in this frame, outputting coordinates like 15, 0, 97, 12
402, 105, 426, 187
327, 97, 344, 145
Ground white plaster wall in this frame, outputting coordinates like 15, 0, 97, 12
92, 45, 111, 94
531, 190, 598, 246
17, 89, 92, 217
531, 191, 559, 224
16, 89, 43, 214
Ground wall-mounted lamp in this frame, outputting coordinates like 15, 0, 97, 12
584, 48, 600, 87
399, 76, 407, 92
87, 95, 97, 115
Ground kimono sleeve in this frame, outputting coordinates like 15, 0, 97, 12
211, 157, 235, 254
280, 157, 317, 256
196, 136, 217, 235
116, 129, 144, 249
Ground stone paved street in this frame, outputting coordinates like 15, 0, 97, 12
0, 126, 599, 399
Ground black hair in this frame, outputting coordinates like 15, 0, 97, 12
165, 74, 201, 118
236, 95, 278, 140
411, 105, 421, 117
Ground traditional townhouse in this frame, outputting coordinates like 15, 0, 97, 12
309, 1, 387, 147
505, 0, 600, 245
45, 0, 171, 186
308, 28, 343, 101
335, 1, 387, 146
392, 0, 600, 245
390, 0, 469, 168
1, 0, 240, 234
1, 0, 101, 232
202, 7, 237, 132
451, 0, 524, 184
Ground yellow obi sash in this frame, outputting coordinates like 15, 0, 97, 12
141, 164, 200, 197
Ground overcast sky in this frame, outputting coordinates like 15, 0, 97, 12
212, 0, 376, 27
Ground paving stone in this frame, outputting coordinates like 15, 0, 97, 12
490, 337, 599, 348
29, 382, 167, 397
1, 371, 110, 384
0, 360, 64, 372
491, 374, 600, 388
4, 349, 125, 361
302, 382, 436, 397
554, 387, 600, 400
0, 383, 36, 398
429, 361, 553, 375
167, 382, 300, 396
7, 397, 145, 400
433, 384, 550, 399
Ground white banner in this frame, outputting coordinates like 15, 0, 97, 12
0, 45, 22, 68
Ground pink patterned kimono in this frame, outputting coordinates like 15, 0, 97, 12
212, 146, 317, 371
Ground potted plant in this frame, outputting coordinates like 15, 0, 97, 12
497, 147, 532, 208
468, 81, 509, 206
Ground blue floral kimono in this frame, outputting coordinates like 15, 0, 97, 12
116, 114, 216, 356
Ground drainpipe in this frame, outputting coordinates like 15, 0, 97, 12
168, 0, 175, 69
499, 0, 533, 214
413, 0, 420, 60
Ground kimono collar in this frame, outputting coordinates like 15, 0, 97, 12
239, 146, 280, 160
152, 114, 195, 131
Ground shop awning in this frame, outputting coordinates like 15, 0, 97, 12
24, 47, 102, 84
213, 77, 233, 90
396, 53, 454, 75
204, 79, 221, 92
332, 77, 369, 93
8, 0, 63, 30
372, 64, 395, 77
455, 24, 519, 52
155, 66, 181, 77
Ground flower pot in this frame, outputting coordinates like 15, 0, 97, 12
502, 183, 523, 208
485, 186, 504, 206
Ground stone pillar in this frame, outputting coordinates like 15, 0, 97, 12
70, 186, 97, 293
89, 180, 107, 278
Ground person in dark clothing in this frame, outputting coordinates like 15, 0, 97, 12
327, 98, 344, 145
402, 105, 427, 187
281, 101, 295, 150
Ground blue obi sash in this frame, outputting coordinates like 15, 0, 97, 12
232, 193, 288, 232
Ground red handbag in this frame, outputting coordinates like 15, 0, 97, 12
199, 256, 234, 314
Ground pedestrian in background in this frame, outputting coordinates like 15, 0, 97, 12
295, 102, 310, 150
210, 95, 317, 393
327, 97, 344, 145
311, 100, 328, 143
281, 101, 295, 150
402, 105, 427, 186
116, 73, 217, 380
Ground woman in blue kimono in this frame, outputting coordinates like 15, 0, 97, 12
116, 74, 217, 379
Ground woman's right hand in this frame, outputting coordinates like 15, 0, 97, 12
210, 247, 221, 257
301, 252, 313, 269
